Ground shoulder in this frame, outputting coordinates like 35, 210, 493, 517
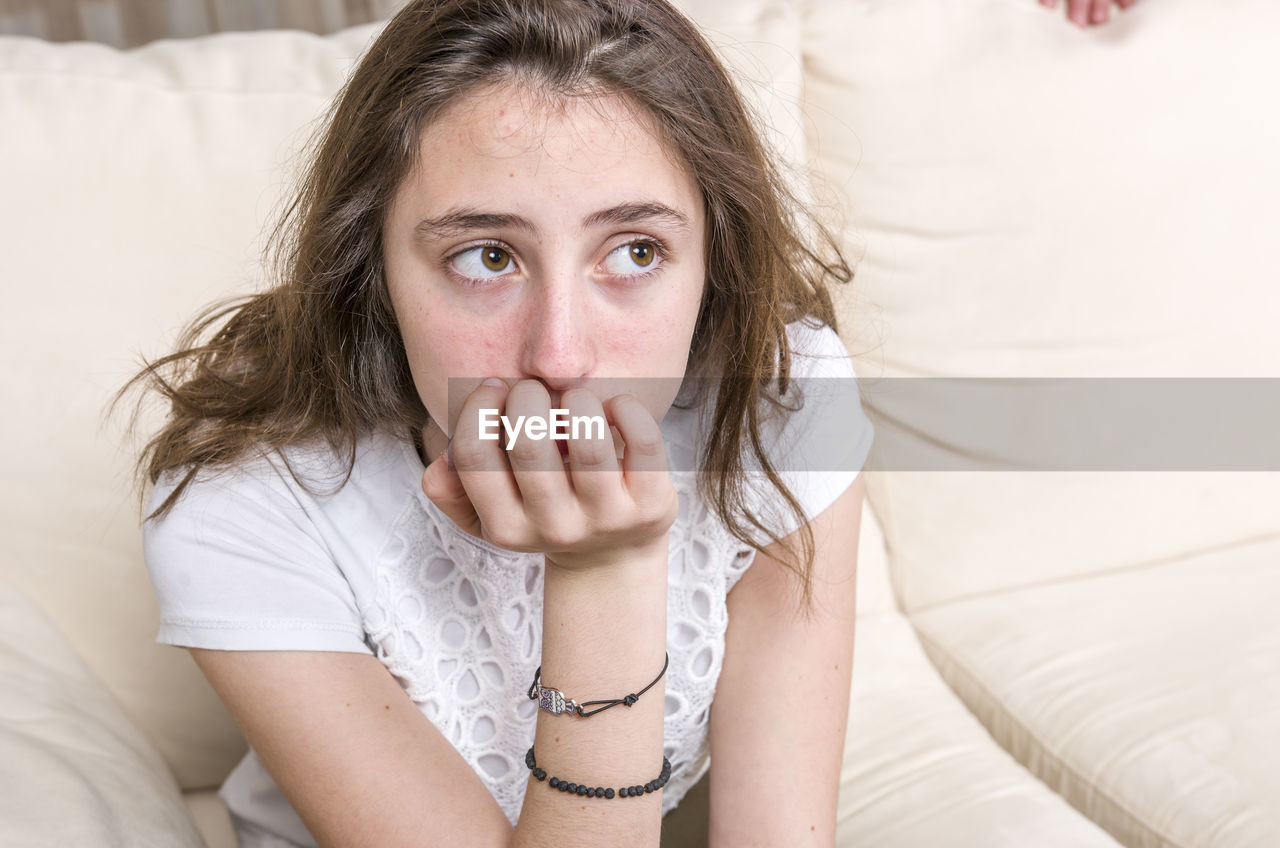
148, 429, 418, 521
738, 318, 874, 544
783, 318, 858, 381
144, 429, 421, 583
142, 430, 421, 654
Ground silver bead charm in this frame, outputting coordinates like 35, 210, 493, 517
538, 686, 568, 715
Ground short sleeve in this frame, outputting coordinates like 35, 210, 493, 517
143, 456, 374, 655
737, 320, 875, 545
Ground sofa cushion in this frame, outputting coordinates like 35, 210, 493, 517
802, 0, 1280, 844
0, 24, 388, 791
0, 0, 812, 797
911, 537, 1280, 848
0, 576, 203, 847
838, 613, 1122, 846
804, 0, 1280, 608
183, 789, 237, 848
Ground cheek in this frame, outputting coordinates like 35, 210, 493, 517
401, 310, 509, 421
600, 320, 684, 365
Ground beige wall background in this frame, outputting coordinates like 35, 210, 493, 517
0, 0, 407, 47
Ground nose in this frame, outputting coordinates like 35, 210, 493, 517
517, 277, 595, 392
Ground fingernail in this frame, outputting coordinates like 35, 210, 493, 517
481, 377, 504, 388
440, 448, 452, 470
1092, 8, 1107, 22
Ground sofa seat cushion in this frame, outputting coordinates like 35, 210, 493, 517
183, 789, 237, 848
910, 536, 1280, 848
839, 611, 1122, 846
0, 576, 203, 847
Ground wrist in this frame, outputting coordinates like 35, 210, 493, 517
543, 536, 669, 579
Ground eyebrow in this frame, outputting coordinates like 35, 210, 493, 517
413, 201, 691, 242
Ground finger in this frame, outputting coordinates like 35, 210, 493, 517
608, 393, 673, 509
1117, 0, 1136, 9
421, 450, 482, 538
501, 379, 577, 528
1089, 0, 1110, 24
1039, 0, 1057, 8
1067, 0, 1090, 26
561, 386, 628, 511
450, 378, 529, 539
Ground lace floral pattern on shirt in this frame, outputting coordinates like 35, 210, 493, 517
364, 467, 754, 825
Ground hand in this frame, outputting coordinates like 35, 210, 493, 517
420, 378, 678, 572
1039, 0, 1138, 27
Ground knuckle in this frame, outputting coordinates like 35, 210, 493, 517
449, 439, 486, 468
626, 431, 665, 457
570, 442, 613, 469
639, 488, 679, 527
486, 525, 530, 552
508, 439, 543, 465
538, 523, 580, 550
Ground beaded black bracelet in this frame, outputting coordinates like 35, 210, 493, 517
525, 746, 672, 799
527, 653, 669, 718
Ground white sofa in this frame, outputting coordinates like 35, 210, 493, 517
2, 1, 1277, 846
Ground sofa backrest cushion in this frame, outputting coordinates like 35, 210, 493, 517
804, 0, 1280, 610
0, 577, 204, 846
0, 0, 853, 790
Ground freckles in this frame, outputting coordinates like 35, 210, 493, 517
447, 315, 516, 374
601, 321, 663, 357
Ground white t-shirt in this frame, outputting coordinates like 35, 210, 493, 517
144, 320, 874, 847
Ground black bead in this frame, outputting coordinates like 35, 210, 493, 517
604, 788, 615, 799
593, 787, 604, 797
577, 785, 588, 796
533, 769, 546, 781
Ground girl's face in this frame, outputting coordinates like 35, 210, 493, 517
383, 84, 707, 446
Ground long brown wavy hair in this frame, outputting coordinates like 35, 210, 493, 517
116, 0, 851, 608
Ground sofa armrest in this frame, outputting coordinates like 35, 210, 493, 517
0, 576, 205, 847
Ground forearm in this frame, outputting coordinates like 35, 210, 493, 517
513, 549, 669, 848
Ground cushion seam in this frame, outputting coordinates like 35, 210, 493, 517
909, 621, 1189, 848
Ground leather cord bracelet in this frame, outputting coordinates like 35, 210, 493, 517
526, 746, 672, 799
527, 653, 669, 718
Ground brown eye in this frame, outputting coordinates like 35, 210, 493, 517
482, 247, 510, 272
601, 240, 662, 277
629, 242, 654, 267
449, 244, 518, 283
